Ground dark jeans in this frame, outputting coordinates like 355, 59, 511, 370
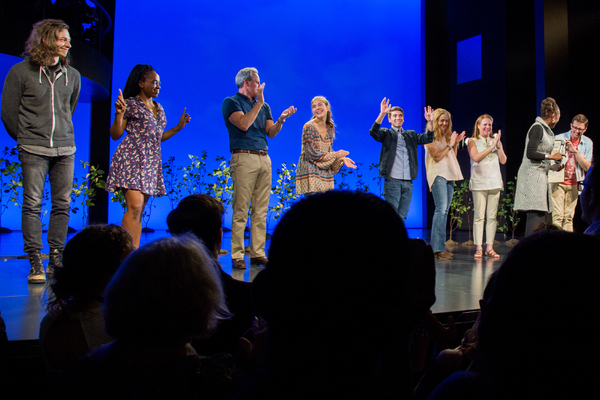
19, 151, 74, 254
383, 177, 413, 222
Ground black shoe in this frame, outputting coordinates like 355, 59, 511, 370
28, 251, 45, 284
47, 248, 63, 275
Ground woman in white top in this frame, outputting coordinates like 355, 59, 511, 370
424, 109, 465, 259
467, 114, 507, 259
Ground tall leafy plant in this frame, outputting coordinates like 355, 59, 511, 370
497, 177, 520, 245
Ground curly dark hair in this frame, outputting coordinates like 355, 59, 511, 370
540, 97, 559, 120
23, 19, 70, 67
122, 64, 155, 99
46, 225, 134, 315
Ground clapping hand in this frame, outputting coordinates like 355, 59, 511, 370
343, 157, 357, 169
279, 106, 297, 123
492, 130, 502, 148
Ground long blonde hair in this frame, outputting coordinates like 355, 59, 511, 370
311, 96, 335, 128
473, 114, 493, 140
433, 108, 452, 142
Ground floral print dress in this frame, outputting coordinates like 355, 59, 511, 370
295, 121, 342, 194
105, 95, 167, 196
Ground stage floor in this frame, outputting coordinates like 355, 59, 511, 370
0, 228, 509, 341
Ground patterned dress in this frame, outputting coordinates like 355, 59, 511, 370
296, 121, 342, 194
105, 96, 167, 196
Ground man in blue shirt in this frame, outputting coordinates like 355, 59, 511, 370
222, 68, 296, 269
370, 98, 434, 222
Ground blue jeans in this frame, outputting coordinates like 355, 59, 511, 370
383, 177, 413, 222
19, 151, 74, 254
430, 176, 454, 253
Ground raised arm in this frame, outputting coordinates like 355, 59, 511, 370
110, 89, 127, 140
425, 131, 463, 162
370, 98, 391, 142
266, 105, 296, 139
566, 139, 592, 171
162, 107, 191, 142
228, 83, 266, 132
468, 132, 502, 163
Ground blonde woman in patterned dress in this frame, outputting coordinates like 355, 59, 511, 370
296, 96, 356, 195
106, 64, 191, 248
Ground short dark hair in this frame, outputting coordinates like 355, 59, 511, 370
263, 191, 429, 355
122, 64, 155, 99
167, 194, 224, 255
572, 114, 589, 129
47, 224, 134, 315
388, 106, 404, 118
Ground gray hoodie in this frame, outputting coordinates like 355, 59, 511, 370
1, 58, 81, 148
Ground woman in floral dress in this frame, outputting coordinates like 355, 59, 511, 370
105, 64, 191, 247
296, 96, 356, 195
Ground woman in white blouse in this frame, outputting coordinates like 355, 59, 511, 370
424, 109, 465, 259
467, 114, 507, 259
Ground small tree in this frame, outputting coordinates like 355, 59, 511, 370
354, 162, 370, 192
142, 196, 156, 232
207, 156, 233, 212
447, 180, 471, 245
0, 146, 21, 232
497, 177, 520, 245
162, 155, 184, 210
110, 190, 127, 214
181, 151, 208, 195
70, 161, 106, 229
269, 162, 300, 225
368, 162, 383, 196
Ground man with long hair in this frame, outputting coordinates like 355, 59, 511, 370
1, 19, 81, 283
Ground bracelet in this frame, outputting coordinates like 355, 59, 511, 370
447, 145, 452, 150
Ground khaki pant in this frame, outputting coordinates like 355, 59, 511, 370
230, 152, 272, 260
551, 183, 578, 232
472, 188, 501, 245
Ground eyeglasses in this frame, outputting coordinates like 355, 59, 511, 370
145, 80, 161, 86
571, 125, 586, 132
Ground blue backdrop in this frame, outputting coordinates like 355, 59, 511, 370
1, 0, 425, 231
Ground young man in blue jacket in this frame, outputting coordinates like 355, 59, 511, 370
1, 19, 81, 283
370, 98, 434, 221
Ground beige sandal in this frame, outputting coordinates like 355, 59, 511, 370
485, 249, 500, 258
474, 249, 483, 259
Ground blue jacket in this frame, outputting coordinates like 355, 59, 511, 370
369, 122, 434, 180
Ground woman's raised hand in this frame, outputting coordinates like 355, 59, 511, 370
115, 89, 126, 115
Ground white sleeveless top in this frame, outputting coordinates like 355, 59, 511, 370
468, 137, 503, 191
425, 138, 464, 190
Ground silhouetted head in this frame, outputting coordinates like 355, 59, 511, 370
47, 224, 133, 314
104, 235, 229, 345
167, 194, 224, 258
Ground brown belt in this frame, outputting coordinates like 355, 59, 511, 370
232, 149, 268, 156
